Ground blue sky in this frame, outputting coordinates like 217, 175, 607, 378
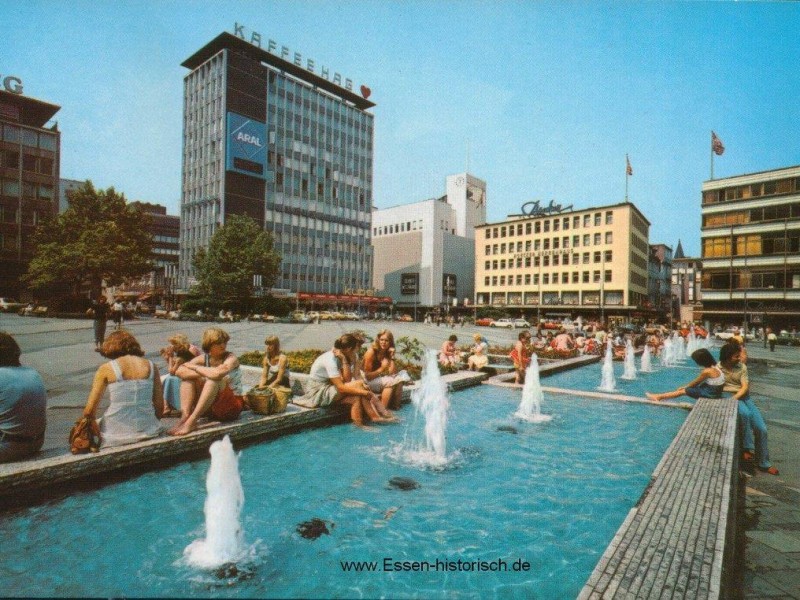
5, 1, 800, 256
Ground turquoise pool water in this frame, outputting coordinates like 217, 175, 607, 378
0, 385, 686, 598
546, 359, 712, 400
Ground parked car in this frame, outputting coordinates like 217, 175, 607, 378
319, 311, 335, 320
491, 318, 515, 328
290, 311, 311, 323
475, 317, 495, 327
154, 305, 168, 319
0, 298, 23, 312
715, 327, 755, 341
307, 311, 320, 321
397, 314, 413, 322
249, 313, 276, 322
343, 312, 361, 321
512, 319, 531, 328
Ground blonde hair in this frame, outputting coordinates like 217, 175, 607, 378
168, 334, 191, 354
201, 328, 230, 352
264, 335, 281, 358
371, 329, 395, 351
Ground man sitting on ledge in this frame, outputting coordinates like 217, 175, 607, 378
0, 332, 46, 463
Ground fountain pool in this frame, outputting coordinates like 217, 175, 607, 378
0, 385, 686, 599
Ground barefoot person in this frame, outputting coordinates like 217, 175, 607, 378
169, 328, 243, 436
645, 349, 725, 402
294, 334, 397, 426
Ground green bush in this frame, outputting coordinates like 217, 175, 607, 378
239, 349, 325, 374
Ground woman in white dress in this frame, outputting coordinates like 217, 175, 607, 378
82, 330, 164, 448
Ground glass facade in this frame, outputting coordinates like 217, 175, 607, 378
263, 69, 373, 293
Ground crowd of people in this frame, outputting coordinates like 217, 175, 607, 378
0, 318, 783, 477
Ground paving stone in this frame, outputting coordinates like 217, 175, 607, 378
747, 531, 800, 554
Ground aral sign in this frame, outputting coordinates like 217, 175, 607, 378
234, 22, 355, 92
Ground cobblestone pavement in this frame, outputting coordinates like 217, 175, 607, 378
2, 314, 799, 598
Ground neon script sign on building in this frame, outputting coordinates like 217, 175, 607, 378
234, 23, 355, 92
520, 199, 574, 217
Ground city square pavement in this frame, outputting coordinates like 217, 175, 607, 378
1, 313, 799, 598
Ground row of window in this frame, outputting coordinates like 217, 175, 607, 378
703, 271, 800, 290
374, 220, 427, 236
484, 232, 613, 255
484, 211, 614, 239
484, 250, 614, 271
702, 203, 800, 228
476, 290, 625, 306
0, 150, 55, 177
1, 124, 57, 151
703, 177, 800, 205
481, 270, 614, 287
702, 230, 800, 258
0, 206, 41, 225
0, 179, 54, 200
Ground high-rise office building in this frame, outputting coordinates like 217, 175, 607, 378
0, 83, 60, 298
178, 27, 375, 296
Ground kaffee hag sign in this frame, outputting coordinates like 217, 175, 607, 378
234, 22, 356, 92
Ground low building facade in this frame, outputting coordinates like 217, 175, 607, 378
474, 201, 650, 324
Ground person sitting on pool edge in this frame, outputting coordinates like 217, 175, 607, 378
718, 341, 778, 475
168, 328, 243, 436
645, 348, 725, 402
0, 332, 47, 463
294, 333, 397, 426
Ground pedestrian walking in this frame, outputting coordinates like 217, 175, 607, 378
767, 328, 777, 352
89, 295, 110, 352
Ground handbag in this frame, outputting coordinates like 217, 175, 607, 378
246, 385, 292, 415
245, 385, 275, 415
69, 416, 101, 454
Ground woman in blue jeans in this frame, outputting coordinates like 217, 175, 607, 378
719, 342, 778, 475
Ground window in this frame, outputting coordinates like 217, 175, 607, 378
500, 260, 506, 269
543, 256, 550, 267
583, 214, 590, 227
525, 274, 531, 284
594, 213, 601, 226
553, 238, 560, 249
534, 239, 541, 251
525, 223, 531, 234
486, 228, 492, 239
553, 219, 560, 231
583, 234, 590, 246
563, 236, 569, 248
485, 260, 490, 269
583, 252, 589, 264
582, 271, 590, 283
563, 217, 569, 230
543, 220, 550, 232
485, 245, 490, 255
593, 271, 601, 282
573, 216, 580, 228
563, 254, 569, 265
543, 239, 550, 250
517, 224, 523, 235
594, 233, 601, 245
525, 241, 531, 251
572, 253, 579, 264
534, 222, 541, 233
605, 211, 613, 224
553, 255, 560, 266
501, 226, 506, 237
562, 273, 569, 283
605, 250, 613, 262
543, 274, 549, 285
501, 243, 507, 254
605, 231, 613, 244
594, 251, 601, 263
573, 235, 580, 247
605, 270, 612, 282
572, 272, 579, 283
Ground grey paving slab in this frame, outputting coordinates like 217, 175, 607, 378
747, 531, 800, 554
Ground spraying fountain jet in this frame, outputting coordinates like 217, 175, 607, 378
515, 353, 552, 423
640, 345, 654, 373
184, 435, 245, 570
620, 339, 637, 380
597, 340, 617, 392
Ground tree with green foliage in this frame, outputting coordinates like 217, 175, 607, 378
192, 214, 281, 311
25, 181, 153, 298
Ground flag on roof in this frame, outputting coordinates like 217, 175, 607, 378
712, 131, 725, 156
626, 154, 633, 176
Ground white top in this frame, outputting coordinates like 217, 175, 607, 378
706, 365, 725, 387
205, 354, 243, 395
308, 350, 341, 383
100, 359, 161, 447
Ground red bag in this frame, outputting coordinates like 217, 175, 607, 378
210, 385, 243, 422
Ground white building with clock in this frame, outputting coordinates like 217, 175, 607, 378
371, 173, 487, 317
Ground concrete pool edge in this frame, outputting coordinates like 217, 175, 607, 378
0, 367, 490, 507
578, 397, 740, 599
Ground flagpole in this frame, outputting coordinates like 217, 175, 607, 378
625, 171, 629, 202
710, 131, 714, 180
